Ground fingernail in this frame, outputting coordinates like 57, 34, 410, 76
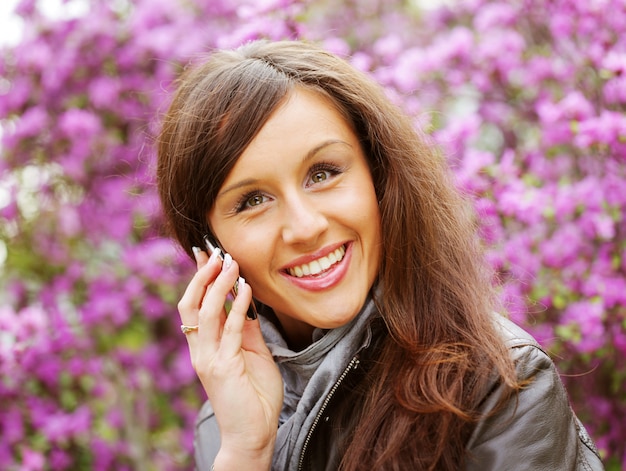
223, 253, 233, 271
192, 246, 202, 258
247, 304, 258, 321
233, 276, 244, 295
208, 246, 222, 263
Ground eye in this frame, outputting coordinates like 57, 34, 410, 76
235, 190, 268, 212
246, 194, 265, 207
310, 170, 330, 184
307, 162, 344, 187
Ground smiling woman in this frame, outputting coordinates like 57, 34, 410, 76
207, 88, 381, 347
156, 40, 603, 470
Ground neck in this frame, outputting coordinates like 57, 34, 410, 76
274, 313, 316, 351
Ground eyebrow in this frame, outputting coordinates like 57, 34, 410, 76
217, 139, 352, 198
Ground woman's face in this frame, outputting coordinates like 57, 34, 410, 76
208, 88, 382, 346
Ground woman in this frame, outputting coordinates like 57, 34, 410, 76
157, 40, 603, 470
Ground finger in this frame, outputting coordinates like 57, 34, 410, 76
179, 247, 224, 364
192, 246, 209, 269
178, 247, 223, 326
197, 254, 240, 347
241, 312, 269, 354
218, 276, 252, 358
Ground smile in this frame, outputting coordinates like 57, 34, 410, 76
287, 245, 346, 278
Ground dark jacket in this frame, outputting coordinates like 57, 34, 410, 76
194, 315, 604, 470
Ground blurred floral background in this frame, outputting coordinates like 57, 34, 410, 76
0, 0, 624, 469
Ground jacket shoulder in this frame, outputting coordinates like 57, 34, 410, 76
465, 314, 604, 470
492, 314, 545, 352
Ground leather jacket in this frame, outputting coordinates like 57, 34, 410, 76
194, 315, 604, 470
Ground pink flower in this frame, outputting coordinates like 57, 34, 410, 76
21, 447, 45, 470
540, 223, 585, 268
575, 111, 626, 149
561, 300, 606, 353
373, 34, 404, 61
49, 449, 72, 469
4, 106, 48, 147
601, 51, 626, 75
603, 76, 626, 105
473, 3, 519, 30
1, 409, 24, 445
582, 275, 626, 310
40, 406, 91, 444
321, 37, 351, 57
88, 76, 121, 109
1, 0, 624, 465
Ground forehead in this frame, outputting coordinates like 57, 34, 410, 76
237, 88, 356, 161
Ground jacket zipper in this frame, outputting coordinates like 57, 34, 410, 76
297, 355, 361, 471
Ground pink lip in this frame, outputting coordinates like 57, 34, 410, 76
280, 242, 352, 292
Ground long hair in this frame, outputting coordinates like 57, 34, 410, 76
157, 40, 519, 470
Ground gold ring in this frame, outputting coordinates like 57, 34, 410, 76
180, 324, 199, 334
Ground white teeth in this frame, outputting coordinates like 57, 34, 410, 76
320, 257, 331, 270
288, 246, 346, 278
309, 260, 322, 275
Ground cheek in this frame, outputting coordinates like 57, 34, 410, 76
350, 188, 380, 234
367, 215, 383, 270
224, 230, 274, 285
356, 191, 382, 265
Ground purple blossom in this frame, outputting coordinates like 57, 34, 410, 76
574, 110, 626, 150
39, 406, 91, 444
349, 51, 374, 73
537, 91, 596, 147
49, 449, 72, 469
582, 275, 626, 310
433, 112, 482, 158
391, 48, 425, 93
91, 438, 115, 471
21, 448, 45, 470
82, 279, 132, 327
561, 300, 606, 353
604, 75, 626, 105
2, 106, 48, 148
1, 408, 24, 445
88, 76, 122, 110
602, 51, 626, 75
540, 223, 584, 268
0, 444, 12, 467
320, 37, 351, 57
0, 77, 32, 115
473, 3, 519, 30
496, 180, 546, 226
58, 108, 102, 138
1, 0, 624, 467
372, 34, 404, 62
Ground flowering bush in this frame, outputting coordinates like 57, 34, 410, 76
0, 0, 623, 469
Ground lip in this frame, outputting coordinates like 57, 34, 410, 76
282, 241, 348, 270
280, 242, 352, 292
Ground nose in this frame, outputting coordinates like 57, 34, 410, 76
280, 193, 329, 246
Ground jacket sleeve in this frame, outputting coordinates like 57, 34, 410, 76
194, 400, 221, 471
465, 340, 604, 471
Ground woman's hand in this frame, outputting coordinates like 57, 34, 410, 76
178, 247, 283, 470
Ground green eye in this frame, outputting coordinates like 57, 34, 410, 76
311, 171, 329, 183
247, 194, 265, 207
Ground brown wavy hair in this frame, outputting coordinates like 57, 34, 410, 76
157, 39, 519, 470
